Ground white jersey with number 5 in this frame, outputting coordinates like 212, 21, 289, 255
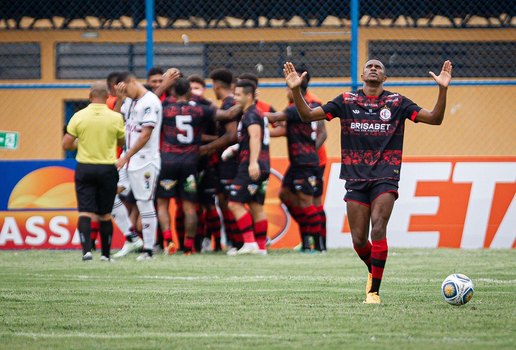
120, 91, 163, 171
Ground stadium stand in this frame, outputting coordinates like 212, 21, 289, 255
0, 0, 513, 29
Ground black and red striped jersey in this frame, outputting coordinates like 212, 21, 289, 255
237, 104, 270, 172
161, 99, 215, 163
285, 101, 321, 167
322, 89, 421, 181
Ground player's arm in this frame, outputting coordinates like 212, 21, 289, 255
248, 124, 261, 180
62, 118, 78, 150
214, 104, 242, 121
200, 120, 237, 155
154, 68, 181, 97
414, 60, 452, 125
265, 112, 287, 137
201, 134, 218, 143
62, 133, 78, 150
116, 126, 153, 169
315, 120, 327, 149
264, 111, 287, 123
284, 62, 326, 122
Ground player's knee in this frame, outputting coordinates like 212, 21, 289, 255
351, 234, 369, 247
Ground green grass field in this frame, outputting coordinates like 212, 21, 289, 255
0, 248, 514, 349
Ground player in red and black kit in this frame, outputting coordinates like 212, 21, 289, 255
284, 59, 453, 303
156, 77, 218, 254
266, 73, 325, 253
201, 68, 242, 251
227, 79, 270, 255
238, 73, 277, 115
190, 74, 223, 252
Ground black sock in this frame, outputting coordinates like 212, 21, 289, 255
78, 216, 92, 255
302, 234, 311, 251
313, 233, 323, 251
214, 237, 222, 251
99, 220, 113, 258
194, 234, 204, 252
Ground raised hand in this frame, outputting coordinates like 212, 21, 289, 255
114, 82, 127, 99
283, 62, 306, 90
429, 60, 452, 88
162, 68, 181, 88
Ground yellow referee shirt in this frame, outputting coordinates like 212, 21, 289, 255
66, 103, 125, 164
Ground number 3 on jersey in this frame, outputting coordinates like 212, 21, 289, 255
176, 115, 193, 144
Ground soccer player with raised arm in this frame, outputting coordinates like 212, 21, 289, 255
284, 59, 452, 303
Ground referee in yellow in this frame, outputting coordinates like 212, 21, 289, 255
63, 81, 126, 261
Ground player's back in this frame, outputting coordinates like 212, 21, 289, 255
161, 100, 214, 163
285, 103, 319, 167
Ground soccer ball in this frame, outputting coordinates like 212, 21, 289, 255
441, 273, 474, 306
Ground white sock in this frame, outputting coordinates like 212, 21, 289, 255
112, 195, 133, 237
136, 200, 157, 250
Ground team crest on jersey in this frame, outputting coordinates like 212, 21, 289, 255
160, 179, 177, 190
247, 184, 258, 195
379, 107, 392, 121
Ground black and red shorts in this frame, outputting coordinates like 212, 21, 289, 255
282, 165, 319, 196
198, 166, 219, 206
229, 162, 269, 205
344, 179, 399, 207
314, 165, 326, 198
156, 161, 198, 202
218, 158, 239, 196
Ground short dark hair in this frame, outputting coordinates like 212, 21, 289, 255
238, 73, 259, 86
174, 77, 191, 97
106, 72, 120, 87
147, 67, 163, 78
116, 71, 136, 84
209, 68, 233, 87
188, 74, 206, 87
235, 79, 256, 98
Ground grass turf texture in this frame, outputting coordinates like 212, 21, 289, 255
0, 249, 514, 349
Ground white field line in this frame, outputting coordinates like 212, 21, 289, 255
5, 273, 516, 286
1, 331, 276, 339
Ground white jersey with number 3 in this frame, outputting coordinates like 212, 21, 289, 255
121, 91, 163, 171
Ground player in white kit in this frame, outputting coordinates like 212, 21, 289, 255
112, 72, 163, 260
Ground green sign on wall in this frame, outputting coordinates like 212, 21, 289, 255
0, 131, 19, 150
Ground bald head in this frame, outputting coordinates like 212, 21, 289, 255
89, 81, 109, 102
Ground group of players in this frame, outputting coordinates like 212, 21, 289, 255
92, 65, 328, 260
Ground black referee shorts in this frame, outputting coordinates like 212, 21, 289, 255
74, 163, 118, 215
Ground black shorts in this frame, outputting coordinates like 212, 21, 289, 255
282, 165, 319, 196
314, 165, 326, 198
229, 163, 269, 205
156, 161, 198, 202
74, 163, 118, 215
198, 166, 219, 206
218, 159, 239, 196
344, 179, 399, 207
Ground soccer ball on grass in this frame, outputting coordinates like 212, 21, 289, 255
441, 273, 474, 306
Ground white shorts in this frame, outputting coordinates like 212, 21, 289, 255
119, 164, 159, 201
117, 168, 131, 196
